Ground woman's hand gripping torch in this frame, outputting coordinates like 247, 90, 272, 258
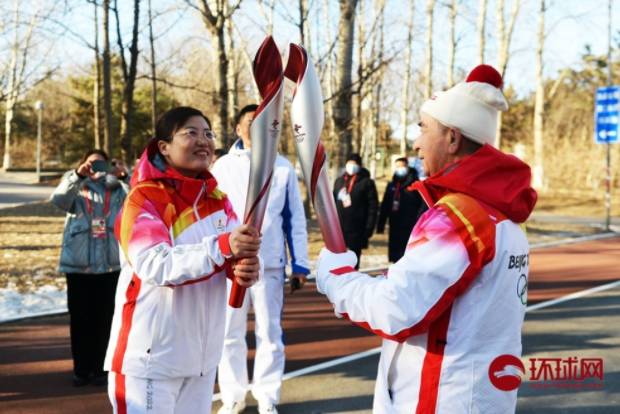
229, 36, 285, 308
284, 43, 346, 254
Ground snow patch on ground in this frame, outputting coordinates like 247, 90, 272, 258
0, 254, 390, 323
0, 285, 67, 323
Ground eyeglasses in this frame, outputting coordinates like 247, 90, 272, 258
173, 128, 217, 141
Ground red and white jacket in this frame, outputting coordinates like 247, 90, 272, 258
104, 142, 260, 380
316, 144, 537, 413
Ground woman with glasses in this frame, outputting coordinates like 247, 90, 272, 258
104, 106, 262, 414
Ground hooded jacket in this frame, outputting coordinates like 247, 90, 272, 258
51, 170, 130, 274
210, 139, 310, 274
104, 141, 250, 380
317, 144, 537, 413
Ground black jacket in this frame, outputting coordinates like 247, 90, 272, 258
333, 168, 378, 250
377, 170, 424, 262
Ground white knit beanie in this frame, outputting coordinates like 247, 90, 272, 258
420, 65, 509, 146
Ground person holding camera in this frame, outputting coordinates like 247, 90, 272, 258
51, 149, 130, 387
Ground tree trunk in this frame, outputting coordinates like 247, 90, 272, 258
477, 0, 487, 64
210, 24, 230, 148
532, 0, 545, 189
447, 0, 457, 89
119, 0, 140, 168
299, 0, 311, 52
424, 0, 436, 100
323, 0, 338, 177
102, 0, 113, 158
3, 2, 37, 170
400, 0, 414, 156
333, 0, 359, 170
371, 4, 386, 179
225, 5, 238, 147
93, 0, 102, 149
195, 0, 239, 150
2, 2, 20, 170
148, 0, 157, 135
356, 0, 367, 155
494, 0, 522, 149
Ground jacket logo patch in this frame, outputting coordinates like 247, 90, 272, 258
213, 218, 226, 235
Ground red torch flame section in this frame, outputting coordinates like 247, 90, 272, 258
283, 44, 307, 100
253, 36, 283, 120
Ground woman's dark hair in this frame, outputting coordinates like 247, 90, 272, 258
79, 149, 109, 166
155, 106, 212, 144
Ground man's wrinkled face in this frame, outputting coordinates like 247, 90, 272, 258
413, 113, 451, 177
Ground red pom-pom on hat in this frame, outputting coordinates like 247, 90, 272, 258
466, 64, 503, 88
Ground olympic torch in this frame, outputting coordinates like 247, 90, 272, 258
284, 44, 346, 254
229, 36, 285, 308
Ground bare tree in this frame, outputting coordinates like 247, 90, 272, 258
225, 2, 238, 139
370, 2, 386, 179
92, 0, 102, 149
257, 0, 276, 36
532, 0, 545, 189
323, 0, 337, 168
399, 0, 415, 156
424, 0, 436, 100
3, 2, 39, 170
114, 0, 140, 167
494, 0, 523, 148
477, 0, 487, 64
102, 0, 114, 157
189, 0, 244, 149
446, 0, 458, 89
148, 0, 157, 135
333, 0, 359, 169
299, 0, 311, 51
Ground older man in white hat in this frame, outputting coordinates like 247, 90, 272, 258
315, 65, 538, 413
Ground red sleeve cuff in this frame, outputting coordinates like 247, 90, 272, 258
218, 232, 233, 258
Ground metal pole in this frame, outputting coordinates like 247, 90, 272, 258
606, 0, 612, 231
35, 101, 44, 183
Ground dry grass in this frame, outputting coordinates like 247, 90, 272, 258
0, 202, 66, 293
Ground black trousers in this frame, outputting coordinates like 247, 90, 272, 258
66, 272, 119, 377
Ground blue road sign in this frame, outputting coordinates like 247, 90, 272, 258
595, 86, 620, 144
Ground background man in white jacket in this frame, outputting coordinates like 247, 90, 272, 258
212, 105, 311, 414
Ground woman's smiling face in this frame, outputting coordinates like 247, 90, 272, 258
158, 115, 215, 178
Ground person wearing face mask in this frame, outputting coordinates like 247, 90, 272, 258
50, 149, 130, 387
104, 107, 262, 413
377, 158, 424, 263
333, 153, 378, 270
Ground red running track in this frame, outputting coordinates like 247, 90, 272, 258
0, 237, 618, 413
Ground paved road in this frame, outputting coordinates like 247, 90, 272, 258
530, 213, 620, 227
0, 172, 56, 208
0, 237, 618, 413
225, 285, 620, 414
